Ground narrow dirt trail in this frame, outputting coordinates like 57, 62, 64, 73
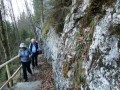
32, 58, 55, 90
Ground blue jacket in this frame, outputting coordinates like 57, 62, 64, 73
18, 48, 31, 62
29, 42, 41, 53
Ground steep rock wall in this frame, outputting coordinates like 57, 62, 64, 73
85, 1, 120, 90
43, 0, 120, 90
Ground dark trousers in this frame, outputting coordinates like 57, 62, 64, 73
32, 53, 38, 68
21, 61, 32, 80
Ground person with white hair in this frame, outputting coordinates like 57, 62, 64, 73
18, 43, 32, 82
29, 38, 41, 69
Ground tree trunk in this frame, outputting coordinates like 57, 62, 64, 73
9, 0, 20, 43
2, 0, 11, 58
0, 10, 10, 60
0, 9, 12, 88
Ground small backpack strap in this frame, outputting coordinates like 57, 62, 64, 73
30, 43, 33, 52
35, 42, 38, 50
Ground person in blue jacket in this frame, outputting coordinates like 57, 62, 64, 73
29, 38, 41, 69
18, 43, 32, 82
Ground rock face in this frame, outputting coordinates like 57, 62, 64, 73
42, 0, 120, 90
85, 1, 120, 90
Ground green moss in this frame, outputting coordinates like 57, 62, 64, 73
63, 60, 69, 78
89, 0, 116, 15
80, 0, 117, 28
70, 84, 81, 90
71, 58, 85, 89
103, 0, 117, 7
55, 23, 64, 34
76, 43, 85, 56
73, 20, 95, 88
88, 19, 95, 42
80, 13, 93, 28
73, 18, 95, 89
42, 22, 51, 40
109, 24, 120, 36
77, 58, 85, 83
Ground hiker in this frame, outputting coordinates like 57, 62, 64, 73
18, 43, 32, 82
29, 38, 41, 69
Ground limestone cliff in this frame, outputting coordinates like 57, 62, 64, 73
42, 0, 120, 89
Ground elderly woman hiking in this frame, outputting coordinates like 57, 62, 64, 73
18, 43, 32, 82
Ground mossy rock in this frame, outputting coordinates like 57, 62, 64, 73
109, 24, 120, 36
63, 60, 69, 78
80, 0, 117, 27
89, 0, 116, 15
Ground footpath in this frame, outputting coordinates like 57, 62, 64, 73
11, 55, 55, 90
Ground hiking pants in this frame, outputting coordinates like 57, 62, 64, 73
31, 52, 38, 68
21, 61, 32, 80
